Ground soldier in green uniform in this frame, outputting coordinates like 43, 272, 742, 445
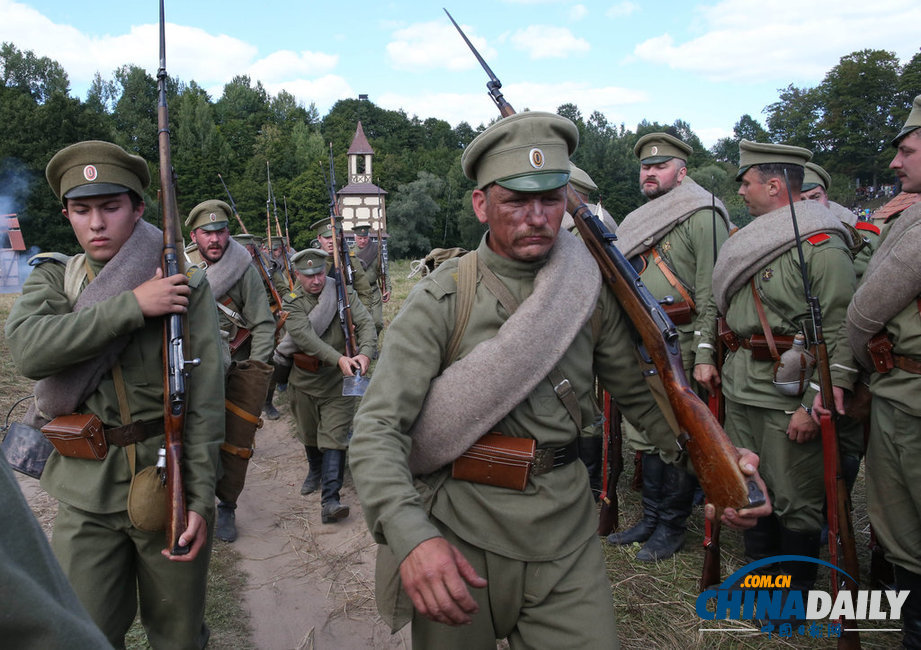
311, 217, 376, 324
814, 94, 921, 647
606, 132, 731, 561
696, 140, 855, 609
349, 113, 770, 649
5, 140, 225, 648
282, 248, 376, 523
185, 200, 275, 542
350, 221, 388, 332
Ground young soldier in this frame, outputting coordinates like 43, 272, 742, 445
312, 217, 377, 328
6, 140, 224, 648
282, 248, 376, 523
697, 140, 855, 611
607, 132, 731, 561
815, 94, 921, 647
186, 200, 275, 542
349, 113, 770, 648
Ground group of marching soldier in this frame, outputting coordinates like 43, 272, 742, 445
4, 89, 921, 649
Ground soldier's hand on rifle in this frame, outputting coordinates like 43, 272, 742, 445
400, 536, 488, 626
133, 267, 191, 317
161, 511, 208, 562
693, 363, 721, 395
810, 386, 846, 425
337, 354, 370, 377
706, 449, 772, 530
382, 289, 391, 303
786, 406, 820, 443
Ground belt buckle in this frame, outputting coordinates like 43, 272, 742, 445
553, 378, 573, 400
531, 448, 554, 476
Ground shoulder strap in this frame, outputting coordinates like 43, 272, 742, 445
751, 278, 780, 361
443, 252, 478, 370
652, 248, 696, 311
63, 254, 89, 306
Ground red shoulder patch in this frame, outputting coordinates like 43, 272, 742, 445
855, 221, 881, 235
806, 233, 831, 246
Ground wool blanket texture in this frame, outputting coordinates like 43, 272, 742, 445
615, 177, 730, 259
27, 220, 163, 426
846, 202, 921, 371
407, 228, 601, 475
829, 201, 858, 227
712, 200, 849, 314
274, 278, 338, 362
356, 241, 378, 271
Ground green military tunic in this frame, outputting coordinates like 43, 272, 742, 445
5, 254, 224, 648
701, 235, 855, 532
284, 281, 376, 450
352, 240, 385, 331
324, 255, 377, 330
350, 235, 674, 645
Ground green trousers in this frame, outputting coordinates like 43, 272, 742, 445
411, 520, 620, 649
724, 399, 824, 533
289, 385, 355, 450
867, 396, 921, 575
52, 503, 212, 650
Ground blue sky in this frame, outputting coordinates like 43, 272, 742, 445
2, 0, 920, 147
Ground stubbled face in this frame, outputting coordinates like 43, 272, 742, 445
472, 184, 564, 262
63, 193, 143, 263
190, 226, 230, 264
891, 130, 921, 194
297, 270, 326, 295
738, 168, 775, 217
639, 159, 686, 199
317, 234, 334, 254
800, 186, 829, 207
355, 233, 370, 249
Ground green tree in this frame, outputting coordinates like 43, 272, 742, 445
765, 84, 821, 151
0, 42, 69, 102
387, 171, 444, 258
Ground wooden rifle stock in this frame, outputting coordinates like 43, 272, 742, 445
157, 0, 197, 555
325, 147, 358, 358
597, 390, 622, 536
445, 7, 761, 513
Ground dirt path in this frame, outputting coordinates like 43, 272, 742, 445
230, 405, 409, 649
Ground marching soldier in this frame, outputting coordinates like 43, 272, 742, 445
350, 221, 387, 332
311, 217, 376, 322
696, 140, 855, 611
6, 140, 225, 648
606, 132, 731, 561
186, 200, 275, 542
282, 248, 376, 523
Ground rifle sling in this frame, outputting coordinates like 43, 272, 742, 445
751, 278, 780, 361
651, 248, 695, 311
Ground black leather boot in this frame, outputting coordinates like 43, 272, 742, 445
607, 452, 665, 545
767, 527, 821, 627
320, 449, 349, 523
300, 446, 323, 495
216, 501, 238, 542
894, 565, 921, 649
637, 462, 696, 561
744, 513, 782, 562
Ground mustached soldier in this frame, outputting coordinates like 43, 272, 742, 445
6, 140, 225, 648
185, 200, 275, 543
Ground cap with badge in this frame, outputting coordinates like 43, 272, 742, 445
893, 94, 921, 146
801, 162, 830, 192
569, 163, 597, 196
185, 200, 231, 232
353, 222, 372, 236
634, 132, 693, 165
46, 140, 150, 202
310, 217, 341, 239
232, 233, 256, 247
736, 140, 812, 181
291, 248, 329, 276
461, 111, 578, 191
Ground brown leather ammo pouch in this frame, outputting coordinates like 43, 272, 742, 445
867, 332, 895, 374
663, 301, 693, 325
292, 352, 322, 372
41, 413, 108, 460
452, 433, 536, 491
745, 334, 795, 362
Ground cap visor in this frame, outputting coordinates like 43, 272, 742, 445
892, 125, 920, 147
198, 221, 229, 232
639, 156, 675, 165
64, 182, 132, 199
496, 171, 570, 192
735, 165, 752, 182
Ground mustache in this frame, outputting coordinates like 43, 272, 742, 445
515, 228, 555, 241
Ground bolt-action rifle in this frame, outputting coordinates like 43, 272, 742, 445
266, 162, 294, 290
596, 387, 623, 536
445, 8, 763, 513
323, 145, 359, 359
783, 170, 861, 649
218, 173, 250, 235
375, 183, 391, 299
157, 0, 201, 555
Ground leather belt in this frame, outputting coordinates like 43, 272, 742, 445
893, 353, 921, 375
105, 419, 164, 447
531, 439, 580, 477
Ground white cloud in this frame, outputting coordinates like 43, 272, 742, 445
510, 26, 590, 60
633, 0, 921, 82
262, 75, 354, 110
378, 81, 648, 129
386, 20, 499, 71
569, 4, 589, 21
247, 50, 338, 84
606, 2, 639, 18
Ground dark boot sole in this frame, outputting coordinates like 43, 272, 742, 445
321, 505, 350, 523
